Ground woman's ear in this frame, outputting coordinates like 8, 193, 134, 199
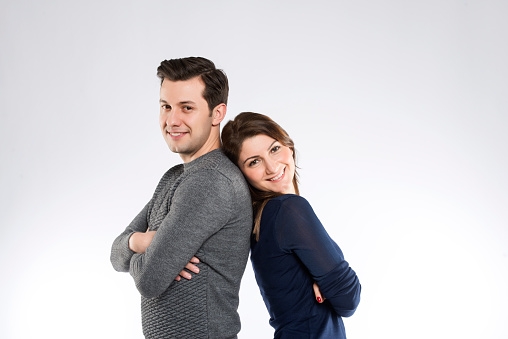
212, 103, 227, 126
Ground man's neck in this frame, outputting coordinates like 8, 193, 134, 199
179, 138, 221, 163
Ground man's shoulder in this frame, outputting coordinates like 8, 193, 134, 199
152, 163, 184, 192
165, 163, 185, 177
187, 150, 245, 182
214, 152, 250, 195
215, 151, 246, 179
178, 151, 250, 204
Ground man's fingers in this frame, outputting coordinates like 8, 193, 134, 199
174, 258, 201, 281
185, 262, 200, 274
176, 269, 192, 280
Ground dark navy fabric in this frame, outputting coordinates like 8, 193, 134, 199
251, 195, 361, 339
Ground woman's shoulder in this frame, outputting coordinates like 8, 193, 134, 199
265, 194, 313, 215
264, 194, 326, 250
268, 193, 307, 202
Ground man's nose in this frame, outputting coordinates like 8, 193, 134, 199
166, 111, 182, 127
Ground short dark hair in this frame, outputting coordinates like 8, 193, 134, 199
221, 112, 299, 241
157, 57, 229, 113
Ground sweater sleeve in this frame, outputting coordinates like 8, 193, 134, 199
110, 202, 150, 272
276, 196, 361, 317
129, 170, 233, 298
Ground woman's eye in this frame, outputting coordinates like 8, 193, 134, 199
271, 145, 281, 153
249, 159, 259, 167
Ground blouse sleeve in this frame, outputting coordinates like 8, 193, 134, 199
276, 195, 361, 317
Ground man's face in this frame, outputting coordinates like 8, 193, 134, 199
159, 77, 215, 162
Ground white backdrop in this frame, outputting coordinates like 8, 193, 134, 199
1, 1, 507, 338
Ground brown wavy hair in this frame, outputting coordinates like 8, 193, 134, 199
221, 112, 299, 241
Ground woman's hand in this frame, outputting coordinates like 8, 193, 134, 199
175, 257, 201, 281
313, 282, 326, 303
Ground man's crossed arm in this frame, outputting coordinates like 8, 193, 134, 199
128, 229, 201, 281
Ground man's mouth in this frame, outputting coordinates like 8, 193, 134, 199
167, 131, 188, 138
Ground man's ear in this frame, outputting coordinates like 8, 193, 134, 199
211, 103, 227, 126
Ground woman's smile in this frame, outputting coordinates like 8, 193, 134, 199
239, 134, 296, 194
268, 167, 285, 182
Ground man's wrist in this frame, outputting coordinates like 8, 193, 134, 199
129, 232, 142, 253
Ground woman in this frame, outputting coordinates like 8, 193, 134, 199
221, 112, 361, 338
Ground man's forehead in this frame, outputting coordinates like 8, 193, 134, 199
160, 77, 205, 102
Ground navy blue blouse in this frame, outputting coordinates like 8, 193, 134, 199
251, 195, 361, 338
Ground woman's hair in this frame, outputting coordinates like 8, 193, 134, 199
221, 112, 299, 240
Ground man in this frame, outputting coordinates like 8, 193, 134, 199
110, 57, 252, 339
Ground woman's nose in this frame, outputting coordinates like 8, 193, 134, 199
265, 158, 278, 174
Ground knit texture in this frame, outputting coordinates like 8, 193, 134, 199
111, 149, 252, 338
141, 269, 207, 338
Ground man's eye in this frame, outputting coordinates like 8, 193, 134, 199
162, 105, 171, 110
183, 106, 192, 111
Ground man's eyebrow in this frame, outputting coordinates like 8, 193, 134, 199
159, 100, 197, 105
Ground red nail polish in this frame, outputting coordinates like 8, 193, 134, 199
317, 297, 322, 303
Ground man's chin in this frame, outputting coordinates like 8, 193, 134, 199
166, 144, 180, 153
167, 143, 191, 156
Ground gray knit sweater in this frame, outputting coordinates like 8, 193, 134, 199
111, 149, 252, 339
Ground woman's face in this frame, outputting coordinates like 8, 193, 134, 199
238, 134, 296, 194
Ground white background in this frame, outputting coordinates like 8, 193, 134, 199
1, 1, 507, 338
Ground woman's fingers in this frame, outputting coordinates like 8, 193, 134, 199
313, 282, 325, 303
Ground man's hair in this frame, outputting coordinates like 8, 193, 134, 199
221, 112, 300, 241
157, 57, 229, 113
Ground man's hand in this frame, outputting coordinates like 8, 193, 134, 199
129, 230, 156, 253
129, 228, 200, 281
175, 257, 200, 281
313, 282, 325, 303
